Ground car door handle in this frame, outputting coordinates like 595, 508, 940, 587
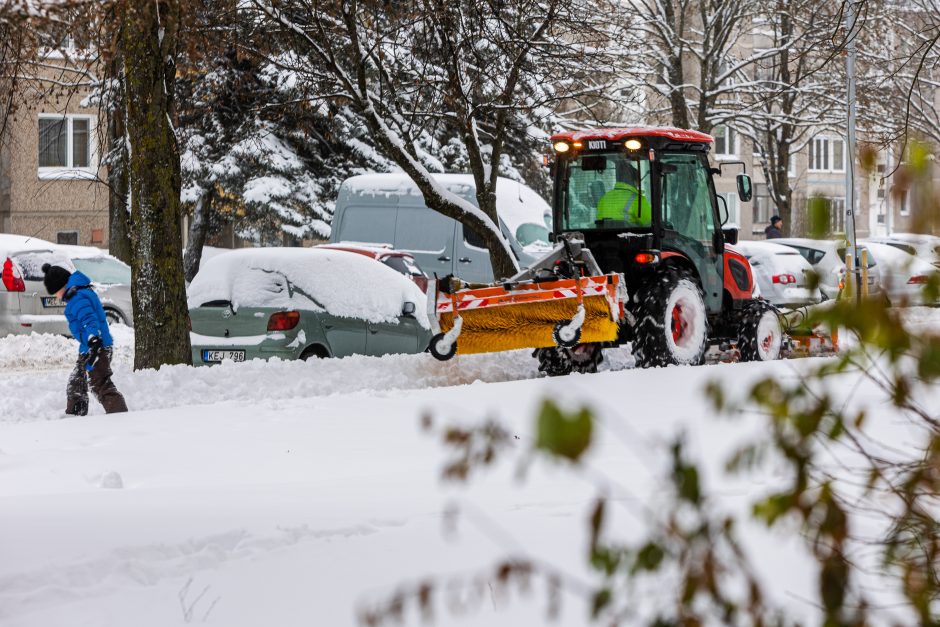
437, 255, 451, 262
458, 257, 472, 264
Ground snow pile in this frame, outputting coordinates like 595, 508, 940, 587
187, 247, 429, 328
0, 325, 134, 372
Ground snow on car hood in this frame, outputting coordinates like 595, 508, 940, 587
188, 247, 429, 329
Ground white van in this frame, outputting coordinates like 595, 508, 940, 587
330, 173, 552, 282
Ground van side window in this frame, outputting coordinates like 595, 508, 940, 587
338, 206, 396, 245
464, 226, 486, 249
395, 208, 455, 253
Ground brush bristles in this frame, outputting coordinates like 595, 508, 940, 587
439, 295, 619, 355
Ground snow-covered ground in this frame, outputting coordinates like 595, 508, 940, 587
1, 310, 938, 626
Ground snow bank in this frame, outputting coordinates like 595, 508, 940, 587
0, 328, 635, 422
187, 247, 428, 328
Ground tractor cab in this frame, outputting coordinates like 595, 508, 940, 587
550, 127, 752, 315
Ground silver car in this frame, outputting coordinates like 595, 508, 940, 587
0, 234, 72, 336
1, 235, 134, 336
733, 241, 821, 308
773, 237, 881, 301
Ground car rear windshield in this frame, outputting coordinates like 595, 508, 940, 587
837, 247, 877, 267
13, 250, 72, 280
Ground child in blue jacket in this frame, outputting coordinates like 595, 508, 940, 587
43, 263, 128, 415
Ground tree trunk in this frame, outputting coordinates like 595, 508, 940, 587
107, 55, 132, 264
121, 0, 191, 369
183, 187, 213, 283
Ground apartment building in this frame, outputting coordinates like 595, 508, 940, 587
0, 46, 109, 246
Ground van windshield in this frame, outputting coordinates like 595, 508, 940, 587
561, 152, 652, 231
515, 223, 550, 247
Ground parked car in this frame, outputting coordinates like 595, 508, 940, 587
330, 173, 552, 283
865, 233, 940, 269
188, 247, 431, 364
0, 234, 73, 336
860, 241, 940, 306
317, 243, 429, 292
731, 240, 822, 308
773, 237, 880, 300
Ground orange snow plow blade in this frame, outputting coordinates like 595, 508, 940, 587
428, 274, 625, 358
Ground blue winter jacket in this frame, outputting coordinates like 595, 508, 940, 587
62, 271, 113, 354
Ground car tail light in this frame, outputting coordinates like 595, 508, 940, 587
268, 310, 300, 331
772, 273, 796, 285
2, 258, 25, 292
908, 275, 930, 285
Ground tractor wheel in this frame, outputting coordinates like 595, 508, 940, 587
737, 301, 782, 362
633, 267, 708, 368
534, 344, 603, 377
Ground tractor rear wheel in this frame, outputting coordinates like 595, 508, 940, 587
737, 301, 782, 362
633, 267, 708, 368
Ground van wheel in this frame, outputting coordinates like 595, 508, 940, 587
300, 345, 328, 361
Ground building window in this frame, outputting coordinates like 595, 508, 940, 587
752, 183, 772, 228
808, 136, 845, 172
899, 190, 910, 217
57, 231, 79, 245
713, 126, 737, 158
717, 192, 740, 226
38, 115, 94, 177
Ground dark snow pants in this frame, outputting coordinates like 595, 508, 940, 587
66, 348, 128, 415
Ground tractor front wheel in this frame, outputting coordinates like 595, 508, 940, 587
737, 301, 782, 362
633, 267, 708, 368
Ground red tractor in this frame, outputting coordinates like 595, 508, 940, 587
426, 127, 782, 375
532, 127, 780, 374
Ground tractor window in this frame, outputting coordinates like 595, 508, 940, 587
660, 153, 715, 245
561, 153, 652, 231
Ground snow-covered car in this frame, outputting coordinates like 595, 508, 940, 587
317, 243, 429, 292
773, 237, 880, 300
859, 241, 940, 306
0, 234, 74, 337
865, 233, 940, 269
187, 247, 432, 364
330, 173, 552, 283
731, 240, 821, 308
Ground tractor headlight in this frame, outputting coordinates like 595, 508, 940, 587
553, 141, 570, 153
624, 139, 642, 151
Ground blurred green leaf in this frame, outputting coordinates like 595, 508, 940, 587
534, 399, 593, 462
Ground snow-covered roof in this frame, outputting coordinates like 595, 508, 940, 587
0, 234, 56, 256
340, 173, 550, 236
188, 247, 428, 328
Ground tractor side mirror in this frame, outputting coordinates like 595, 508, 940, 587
736, 174, 753, 202
722, 227, 739, 246
402, 301, 416, 317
